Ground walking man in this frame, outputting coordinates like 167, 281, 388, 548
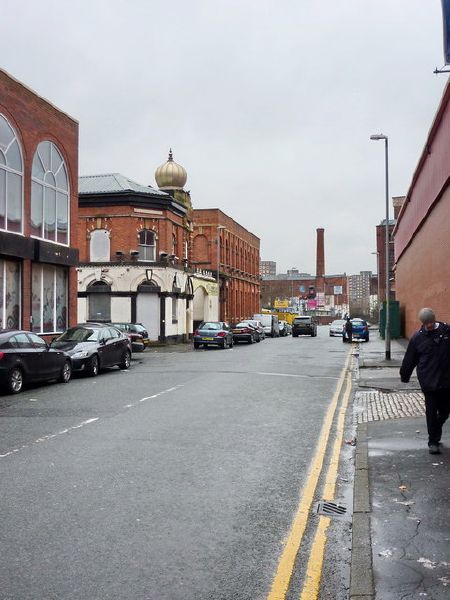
343, 317, 353, 343
400, 308, 450, 454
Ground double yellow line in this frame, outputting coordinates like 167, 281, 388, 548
267, 351, 353, 600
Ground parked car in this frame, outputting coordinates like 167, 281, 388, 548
0, 329, 72, 394
109, 322, 148, 352
253, 313, 280, 337
279, 320, 289, 337
351, 318, 370, 342
232, 322, 260, 344
193, 321, 234, 349
292, 316, 318, 337
51, 323, 132, 376
329, 319, 346, 337
241, 319, 265, 340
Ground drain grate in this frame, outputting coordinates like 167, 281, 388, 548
316, 500, 347, 517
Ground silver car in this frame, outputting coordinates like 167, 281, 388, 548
329, 319, 345, 337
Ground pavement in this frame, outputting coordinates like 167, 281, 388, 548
350, 331, 450, 599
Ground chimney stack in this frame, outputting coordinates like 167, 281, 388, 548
316, 228, 325, 277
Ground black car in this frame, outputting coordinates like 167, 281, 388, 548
51, 324, 131, 377
292, 316, 318, 337
0, 329, 72, 394
232, 322, 260, 344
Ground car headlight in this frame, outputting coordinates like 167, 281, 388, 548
72, 350, 89, 359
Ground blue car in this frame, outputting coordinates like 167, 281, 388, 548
351, 318, 370, 342
193, 321, 234, 349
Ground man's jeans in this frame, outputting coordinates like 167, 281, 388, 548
424, 389, 450, 445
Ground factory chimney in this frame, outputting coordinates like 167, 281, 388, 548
316, 228, 325, 277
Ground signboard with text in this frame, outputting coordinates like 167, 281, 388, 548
334, 286, 343, 295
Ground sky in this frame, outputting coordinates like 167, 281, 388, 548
0, 0, 448, 275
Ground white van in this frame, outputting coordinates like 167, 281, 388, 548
253, 314, 280, 337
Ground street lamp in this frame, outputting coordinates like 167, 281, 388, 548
370, 133, 391, 360
216, 225, 225, 320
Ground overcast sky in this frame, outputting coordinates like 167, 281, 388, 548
1, 0, 447, 275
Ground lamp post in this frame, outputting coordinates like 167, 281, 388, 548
216, 225, 225, 320
370, 134, 391, 360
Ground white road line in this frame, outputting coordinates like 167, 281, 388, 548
125, 384, 184, 409
0, 418, 99, 459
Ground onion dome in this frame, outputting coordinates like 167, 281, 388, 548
155, 149, 187, 190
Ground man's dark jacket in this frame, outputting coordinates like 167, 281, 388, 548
400, 322, 450, 391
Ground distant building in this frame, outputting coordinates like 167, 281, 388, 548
375, 196, 403, 302
192, 209, 260, 324
260, 260, 276, 277
348, 271, 372, 318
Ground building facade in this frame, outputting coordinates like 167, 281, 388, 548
394, 80, 450, 338
347, 271, 373, 319
77, 154, 217, 343
260, 260, 276, 278
192, 209, 260, 324
0, 69, 79, 338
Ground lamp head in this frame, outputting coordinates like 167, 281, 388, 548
370, 134, 387, 141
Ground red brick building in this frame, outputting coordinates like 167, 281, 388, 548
77, 154, 218, 342
192, 209, 260, 323
395, 80, 450, 338
0, 69, 79, 337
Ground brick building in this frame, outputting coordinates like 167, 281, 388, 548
394, 80, 450, 338
77, 153, 217, 343
375, 197, 404, 302
0, 69, 79, 337
260, 228, 348, 319
192, 209, 260, 323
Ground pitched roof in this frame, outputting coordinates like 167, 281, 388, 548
79, 173, 169, 197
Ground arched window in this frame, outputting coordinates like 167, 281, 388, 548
138, 230, 156, 261
90, 229, 110, 262
0, 114, 23, 233
87, 280, 111, 322
31, 141, 69, 243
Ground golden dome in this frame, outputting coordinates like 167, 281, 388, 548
155, 149, 187, 190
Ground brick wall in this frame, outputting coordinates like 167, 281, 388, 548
396, 185, 450, 338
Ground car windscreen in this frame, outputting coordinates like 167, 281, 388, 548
295, 318, 311, 323
56, 327, 101, 342
199, 322, 221, 330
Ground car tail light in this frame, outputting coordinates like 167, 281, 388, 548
0, 352, 4, 360
194, 329, 199, 336
217, 331, 226, 337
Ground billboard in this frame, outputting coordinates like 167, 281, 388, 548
442, 0, 450, 63
316, 292, 325, 307
307, 299, 317, 310
334, 285, 343, 295
274, 299, 289, 308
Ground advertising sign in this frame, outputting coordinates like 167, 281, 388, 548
299, 285, 306, 293
334, 285, 343, 295
274, 299, 289, 308
316, 292, 325, 307
442, 0, 450, 63
307, 299, 317, 310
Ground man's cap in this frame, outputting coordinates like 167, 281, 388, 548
418, 307, 435, 324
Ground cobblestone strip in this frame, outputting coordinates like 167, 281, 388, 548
354, 390, 425, 423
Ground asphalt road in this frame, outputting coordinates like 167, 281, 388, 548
0, 327, 355, 600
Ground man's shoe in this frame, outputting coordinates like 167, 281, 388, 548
428, 444, 441, 455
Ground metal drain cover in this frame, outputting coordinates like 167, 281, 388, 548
316, 501, 347, 517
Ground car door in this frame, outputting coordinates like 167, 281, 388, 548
27, 332, 57, 379
97, 327, 115, 367
8, 333, 40, 380
107, 327, 125, 364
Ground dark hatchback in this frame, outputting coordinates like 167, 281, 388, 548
109, 322, 149, 352
0, 329, 72, 394
51, 324, 132, 377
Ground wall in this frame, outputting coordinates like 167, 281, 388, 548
396, 185, 450, 338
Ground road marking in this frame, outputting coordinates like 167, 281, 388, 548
257, 372, 340, 380
299, 371, 353, 599
0, 418, 99, 459
123, 384, 184, 409
267, 351, 352, 600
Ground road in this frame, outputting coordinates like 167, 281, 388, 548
0, 327, 356, 600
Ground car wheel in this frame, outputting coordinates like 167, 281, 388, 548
248, 337, 254, 344
194, 342, 201, 349
120, 350, 131, 369
221, 338, 228, 349
229, 338, 234, 348
58, 360, 72, 383
87, 354, 99, 377
293, 333, 298, 337
8, 367, 23, 394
